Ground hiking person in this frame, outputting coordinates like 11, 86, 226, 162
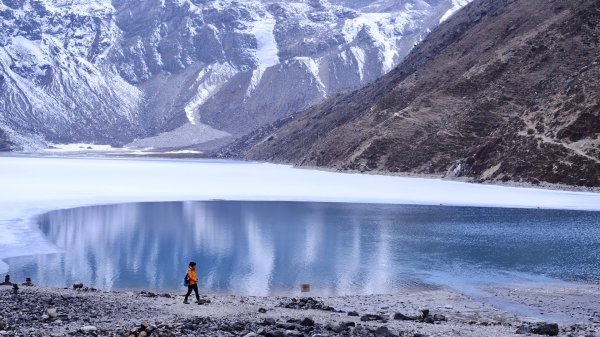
183, 261, 200, 304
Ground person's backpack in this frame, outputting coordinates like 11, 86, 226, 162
184, 273, 190, 287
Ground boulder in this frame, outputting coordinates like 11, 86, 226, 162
300, 317, 314, 326
360, 314, 384, 322
531, 323, 559, 336
433, 314, 446, 322
263, 318, 277, 326
393, 313, 414, 321
283, 330, 303, 337
374, 326, 396, 337
264, 329, 284, 337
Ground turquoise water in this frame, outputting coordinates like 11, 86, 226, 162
5, 201, 600, 294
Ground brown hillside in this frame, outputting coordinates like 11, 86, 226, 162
242, 0, 600, 187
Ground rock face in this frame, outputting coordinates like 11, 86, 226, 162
0, 0, 467, 150
241, 0, 600, 187
0, 127, 12, 150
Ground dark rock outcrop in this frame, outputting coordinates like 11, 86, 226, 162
279, 297, 335, 311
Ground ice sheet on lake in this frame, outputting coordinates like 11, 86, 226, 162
1, 155, 599, 274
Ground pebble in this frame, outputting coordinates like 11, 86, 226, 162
81, 325, 98, 331
47, 308, 58, 318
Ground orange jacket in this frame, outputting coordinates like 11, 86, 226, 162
187, 266, 198, 285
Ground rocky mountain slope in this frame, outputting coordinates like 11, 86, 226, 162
0, 127, 11, 150
240, 0, 600, 187
0, 0, 467, 150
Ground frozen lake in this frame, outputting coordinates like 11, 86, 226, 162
5, 200, 600, 294
1, 155, 600, 293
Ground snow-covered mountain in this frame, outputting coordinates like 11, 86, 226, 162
0, 0, 469, 150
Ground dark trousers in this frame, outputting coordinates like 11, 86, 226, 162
184, 284, 199, 302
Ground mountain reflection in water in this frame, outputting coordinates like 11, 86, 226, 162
5, 201, 600, 295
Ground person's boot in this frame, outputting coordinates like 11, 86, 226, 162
183, 299, 190, 304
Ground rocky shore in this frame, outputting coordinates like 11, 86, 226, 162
1, 283, 599, 337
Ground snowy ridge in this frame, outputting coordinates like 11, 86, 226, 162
440, 0, 471, 23
0, 0, 473, 149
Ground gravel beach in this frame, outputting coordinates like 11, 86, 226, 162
1, 282, 598, 337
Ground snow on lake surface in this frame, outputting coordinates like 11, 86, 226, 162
1, 154, 600, 274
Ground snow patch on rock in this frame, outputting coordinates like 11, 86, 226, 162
185, 63, 239, 125
247, 12, 280, 69
440, 0, 471, 23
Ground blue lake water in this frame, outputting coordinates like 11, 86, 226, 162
4, 201, 600, 295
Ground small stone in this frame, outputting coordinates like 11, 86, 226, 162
245, 333, 258, 337
139, 331, 148, 337
326, 323, 344, 333
347, 311, 359, 317
197, 298, 211, 305
393, 313, 414, 321
360, 314, 384, 322
444, 305, 453, 309
263, 318, 276, 326
259, 308, 267, 313
300, 317, 314, 327
531, 323, 559, 336
433, 314, 446, 322
374, 326, 395, 337
41, 314, 50, 320
284, 331, 303, 337
47, 308, 58, 318
264, 329, 284, 337
81, 325, 97, 332
516, 325, 531, 334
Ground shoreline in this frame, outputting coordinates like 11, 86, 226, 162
0, 282, 598, 337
